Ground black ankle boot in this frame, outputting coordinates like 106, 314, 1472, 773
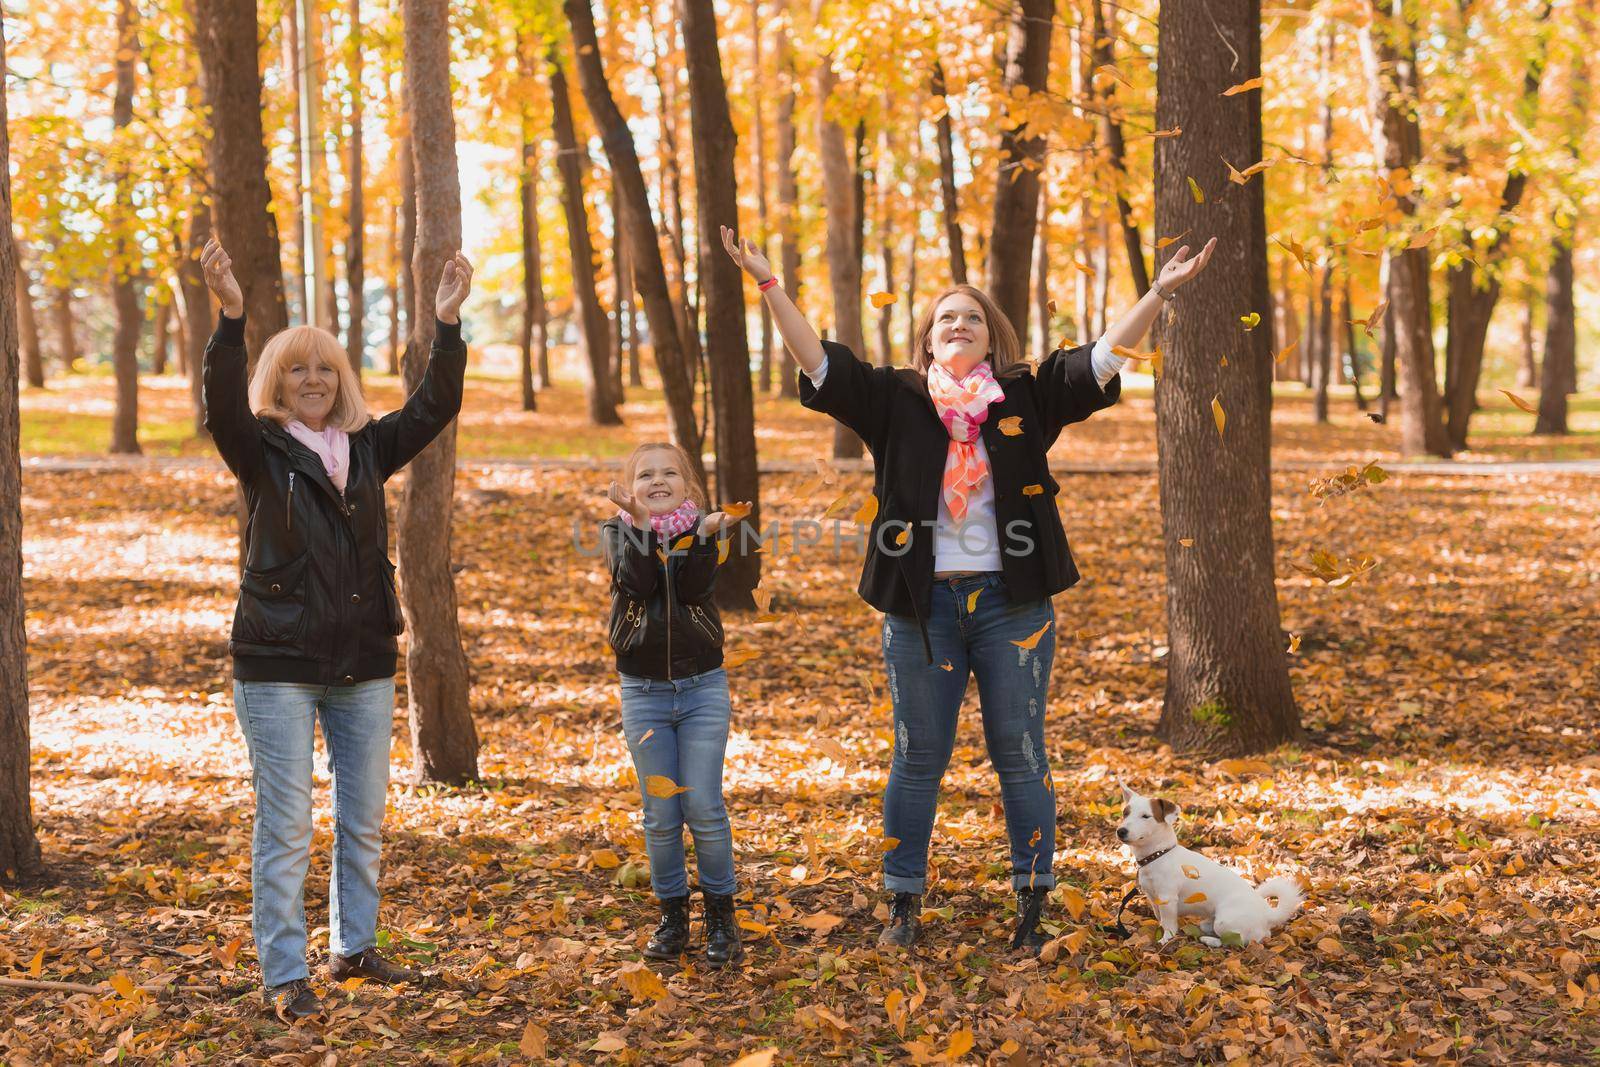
877, 892, 922, 949
644, 896, 690, 959
1012, 887, 1049, 955
701, 892, 745, 968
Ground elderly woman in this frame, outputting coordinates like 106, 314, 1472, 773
200, 238, 472, 1021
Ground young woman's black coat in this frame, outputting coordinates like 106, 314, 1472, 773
799, 339, 1119, 651
203, 313, 466, 686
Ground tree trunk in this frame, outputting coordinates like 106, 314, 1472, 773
296, 0, 330, 329
1343, 278, 1368, 411
751, 0, 775, 393
1535, 233, 1574, 435
151, 294, 171, 376
1364, 0, 1449, 456
681, 0, 761, 608
110, 0, 142, 455
345, 0, 365, 380
0, 7, 43, 883
1313, 266, 1334, 422
931, 62, 967, 285
561, 2, 708, 466
1032, 190, 1050, 354
15, 245, 41, 388
517, 36, 546, 408
180, 195, 213, 437
54, 287, 75, 371
399, 132, 415, 375
609, 175, 627, 404
387, 200, 401, 375
282, 7, 307, 324
1274, 255, 1300, 383
1153, 0, 1299, 756
398, 0, 478, 785
651, 35, 704, 394
193, 0, 289, 361
1517, 287, 1537, 389
875, 121, 896, 368
1093, 0, 1149, 295
816, 31, 865, 459
775, 19, 801, 397
986, 0, 1054, 342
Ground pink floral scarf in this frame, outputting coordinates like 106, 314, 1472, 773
925, 360, 1005, 523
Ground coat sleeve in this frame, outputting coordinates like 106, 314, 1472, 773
603, 519, 660, 599
1032, 341, 1122, 448
202, 312, 265, 484
370, 319, 468, 480
798, 339, 898, 454
672, 532, 721, 605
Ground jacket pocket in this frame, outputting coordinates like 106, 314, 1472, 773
610, 597, 647, 655
380, 557, 406, 636
685, 603, 722, 646
237, 552, 310, 645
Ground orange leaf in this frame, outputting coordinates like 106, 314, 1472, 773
997, 416, 1024, 436
1179, 538, 1195, 547
881, 836, 901, 852
852, 494, 879, 526
893, 527, 910, 547
717, 539, 731, 564
946, 1028, 975, 1060
730, 1051, 779, 1067
966, 588, 982, 613
722, 501, 753, 521
1500, 389, 1537, 414
1182, 864, 1201, 879
1221, 76, 1264, 96
1275, 340, 1297, 365
1022, 484, 1044, 496
1183, 892, 1207, 904
520, 1021, 549, 1059
1212, 395, 1226, 436
1012, 620, 1052, 650
591, 848, 621, 869
869, 291, 896, 309
724, 648, 761, 668
1156, 230, 1191, 250
108, 972, 138, 1001
645, 775, 691, 798
798, 912, 845, 934
939, 659, 954, 671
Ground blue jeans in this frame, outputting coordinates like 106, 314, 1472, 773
233, 678, 394, 988
619, 668, 737, 898
881, 574, 1056, 893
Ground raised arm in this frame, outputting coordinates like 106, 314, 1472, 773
198, 239, 264, 482
720, 225, 824, 375
371, 253, 473, 479
1101, 237, 1216, 353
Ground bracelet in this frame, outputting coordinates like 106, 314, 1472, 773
757, 275, 779, 293
1151, 280, 1175, 303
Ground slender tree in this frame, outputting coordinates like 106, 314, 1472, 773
931, 61, 967, 285
751, 0, 776, 393
1153, 0, 1299, 754
1536, 234, 1576, 435
15, 243, 41, 388
517, 34, 547, 407
345, 0, 366, 378
398, 0, 479, 783
1093, 0, 1149, 295
110, 0, 142, 454
987, 0, 1054, 343
399, 130, 415, 375
815, 10, 865, 459
774, 17, 801, 397
178, 196, 213, 437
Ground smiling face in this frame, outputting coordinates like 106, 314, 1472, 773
279, 352, 339, 430
631, 448, 690, 516
927, 292, 992, 377
1117, 786, 1180, 848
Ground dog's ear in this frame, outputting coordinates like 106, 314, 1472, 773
1119, 783, 1137, 802
1150, 797, 1181, 823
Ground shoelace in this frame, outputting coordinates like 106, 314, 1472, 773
890, 896, 918, 924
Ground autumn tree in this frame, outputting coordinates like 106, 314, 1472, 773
15, 243, 42, 389
987, 0, 1053, 346
345, 0, 366, 378
0, 10, 41, 883
774, 16, 801, 398
398, 0, 479, 783
517, 35, 547, 409
815, 4, 864, 460
109, 0, 141, 454
1152, 0, 1299, 754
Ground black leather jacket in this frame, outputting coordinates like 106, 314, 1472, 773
203, 312, 467, 685
602, 518, 724, 679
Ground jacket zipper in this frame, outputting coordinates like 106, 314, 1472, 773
664, 547, 673, 680
287, 472, 295, 531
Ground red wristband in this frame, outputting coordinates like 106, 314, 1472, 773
757, 276, 779, 292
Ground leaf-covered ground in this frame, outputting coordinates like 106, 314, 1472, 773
5, 441, 1600, 1062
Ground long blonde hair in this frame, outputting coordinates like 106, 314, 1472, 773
248, 325, 371, 432
910, 284, 1024, 376
623, 442, 709, 510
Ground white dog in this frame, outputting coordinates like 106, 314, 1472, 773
1116, 784, 1305, 947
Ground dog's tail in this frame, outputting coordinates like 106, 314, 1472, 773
1255, 875, 1306, 927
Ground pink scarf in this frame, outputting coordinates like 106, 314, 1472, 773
620, 498, 701, 542
926, 360, 1005, 523
285, 420, 351, 493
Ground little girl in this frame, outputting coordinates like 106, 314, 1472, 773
602, 441, 747, 967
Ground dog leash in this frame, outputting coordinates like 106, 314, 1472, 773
1101, 845, 1176, 940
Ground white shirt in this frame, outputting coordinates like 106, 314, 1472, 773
805, 338, 1122, 573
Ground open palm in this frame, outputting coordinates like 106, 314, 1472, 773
1157, 236, 1218, 293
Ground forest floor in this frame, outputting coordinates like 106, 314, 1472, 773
5, 371, 1600, 1064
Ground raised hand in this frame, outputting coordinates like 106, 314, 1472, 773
435, 252, 474, 325
720, 225, 774, 285
697, 501, 750, 537
1156, 236, 1218, 295
200, 237, 244, 318
605, 481, 648, 527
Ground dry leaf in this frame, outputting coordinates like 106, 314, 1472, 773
645, 775, 691, 798
1187, 176, 1205, 203
997, 416, 1023, 436
966, 588, 982, 612
520, 1020, 549, 1059
1212, 395, 1226, 437
1501, 389, 1537, 414
1012, 620, 1052, 650
869, 291, 896, 309
1221, 76, 1264, 96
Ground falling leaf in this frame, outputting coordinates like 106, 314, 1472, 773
1275, 340, 1298, 365
1156, 230, 1191, 250
1224, 158, 1247, 185
672, 534, 694, 552
869, 291, 896, 309
1022, 484, 1044, 496
851, 495, 879, 526
966, 588, 982, 613
646, 775, 691, 798
520, 1021, 549, 1059
1240, 312, 1261, 330
1046, 299, 1057, 314
1406, 228, 1437, 250
813, 737, 850, 762
939, 660, 954, 671
1060, 886, 1086, 921
1187, 176, 1205, 203
1179, 538, 1195, 548
893, 527, 910, 547
1288, 634, 1302, 654
1182, 864, 1201, 879
724, 648, 762, 668
1153, 125, 1182, 138
1212, 395, 1226, 437
881, 836, 901, 852
1221, 76, 1264, 96
1012, 620, 1052, 650
1501, 389, 1537, 414
1273, 235, 1310, 272
25, 950, 42, 977
1112, 344, 1157, 362
723, 501, 753, 521
1028, 828, 1042, 847
998, 416, 1024, 436
717, 539, 731, 564
1184, 892, 1208, 904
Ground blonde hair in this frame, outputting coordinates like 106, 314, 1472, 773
910, 285, 1024, 376
623, 442, 709, 510
248, 325, 371, 432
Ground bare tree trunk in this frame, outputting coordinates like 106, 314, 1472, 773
1032, 190, 1050, 354
1343, 278, 1368, 411
1274, 255, 1300, 383
1153, 0, 1299, 755
1313, 266, 1333, 422
562, 0, 708, 467
1517, 286, 1537, 389
179, 195, 213, 437
815, 22, 864, 459
931, 62, 967, 285
651, 34, 703, 392
1364, 0, 1449, 456
1535, 233, 1575, 435
875, 121, 896, 368
1301, 271, 1317, 387
193, 0, 289, 361
545, 50, 619, 427
1093, 0, 1149, 295
398, 0, 478, 785
0, 8, 42, 883
517, 36, 546, 408
110, 0, 142, 455
609, 175, 627, 404
751, 0, 775, 393
54, 288, 75, 371
398, 133, 415, 376
987, 0, 1053, 342
387, 200, 400, 375
774, 18, 801, 397
14, 245, 41, 388
345, 0, 365, 380
296, 0, 330, 329
682, 0, 761, 607
282, 7, 307, 324
151, 293, 171, 376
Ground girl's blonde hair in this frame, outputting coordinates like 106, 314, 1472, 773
624, 442, 709, 510
248, 325, 371, 432
910, 284, 1025, 376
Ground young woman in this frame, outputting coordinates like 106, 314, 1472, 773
200, 238, 473, 1020
721, 223, 1215, 953
601, 443, 748, 966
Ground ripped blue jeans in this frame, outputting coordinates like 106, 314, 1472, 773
881, 574, 1056, 894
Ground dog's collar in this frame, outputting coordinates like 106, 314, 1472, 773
1136, 846, 1175, 868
